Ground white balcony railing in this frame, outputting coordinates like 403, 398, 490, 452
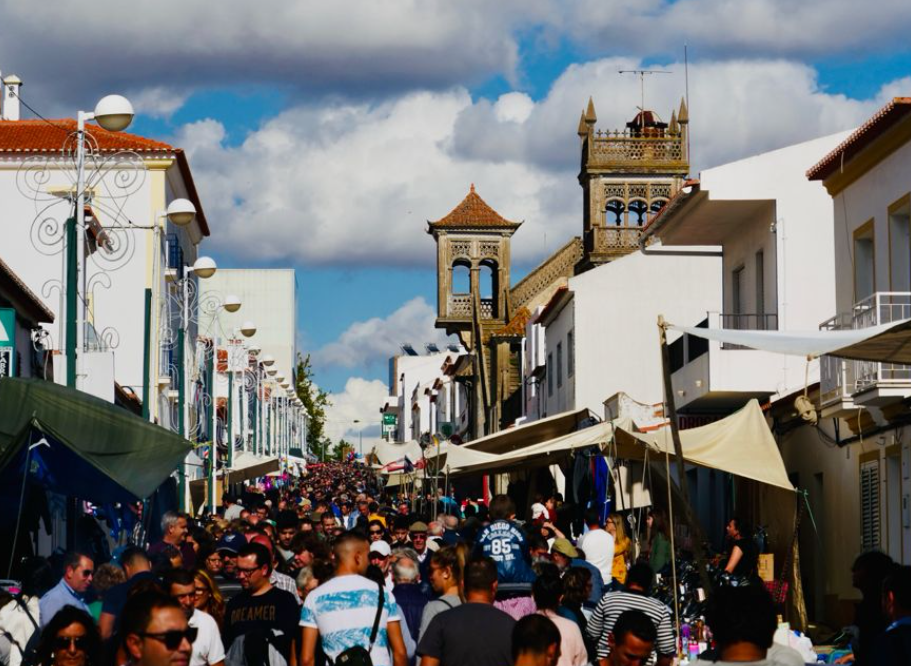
820, 292, 911, 406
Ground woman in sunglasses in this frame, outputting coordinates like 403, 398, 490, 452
192, 570, 225, 631
366, 519, 388, 543
35, 606, 102, 666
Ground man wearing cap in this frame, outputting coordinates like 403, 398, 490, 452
369, 541, 395, 591
409, 522, 430, 564
214, 534, 246, 601
550, 538, 604, 607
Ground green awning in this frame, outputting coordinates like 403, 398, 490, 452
0, 378, 192, 502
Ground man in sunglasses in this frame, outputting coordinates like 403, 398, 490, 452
224, 542, 300, 664
163, 569, 225, 666
39, 550, 94, 627
121, 591, 194, 666
408, 523, 430, 564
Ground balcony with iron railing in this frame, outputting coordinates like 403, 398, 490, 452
819, 292, 911, 412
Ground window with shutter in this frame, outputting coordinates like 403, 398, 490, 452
860, 459, 881, 552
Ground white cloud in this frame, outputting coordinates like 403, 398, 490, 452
1, 1, 907, 115
179, 56, 898, 269
128, 86, 191, 119
315, 297, 453, 370
0, 0, 538, 110
560, 0, 911, 59
324, 376, 391, 448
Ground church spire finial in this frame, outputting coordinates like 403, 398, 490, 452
585, 97, 597, 125
470, 183, 475, 193
577, 111, 588, 137
678, 97, 689, 124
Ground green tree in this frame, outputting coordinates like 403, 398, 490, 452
294, 353, 332, 460
331, 438, 354, 461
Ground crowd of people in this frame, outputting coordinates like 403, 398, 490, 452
0, 460, 909, 666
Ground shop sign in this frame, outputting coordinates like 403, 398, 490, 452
0, 308, 15, 378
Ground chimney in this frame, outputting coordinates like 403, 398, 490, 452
2, 74, 22, 121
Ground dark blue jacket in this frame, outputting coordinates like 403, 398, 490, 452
392, 583, 429, 639
474, 519, 536, 584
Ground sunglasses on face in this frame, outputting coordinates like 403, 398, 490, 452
369, 530, 383, 535
411, 533, 427, 539
53, 636, 88, 652
138, 628, 198, 650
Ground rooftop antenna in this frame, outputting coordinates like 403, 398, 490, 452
684, 43, 691, 162
618, 69, 672, 131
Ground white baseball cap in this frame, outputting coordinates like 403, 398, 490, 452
369, 541, 392, 557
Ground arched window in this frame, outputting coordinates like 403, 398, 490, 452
628, 199, 648, 226
451, 260, 470, 294
605, 199, 625, 226
480, 260, 499, 317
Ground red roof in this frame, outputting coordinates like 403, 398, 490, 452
492, 307, 532, 338
0, 119, 173, 152
807, 97, 911, 181
0, 120, 210, 236
428, 184, 520, 229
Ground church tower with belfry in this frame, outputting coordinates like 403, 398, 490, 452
577, 96, 690, 269
428, 185, 522, 437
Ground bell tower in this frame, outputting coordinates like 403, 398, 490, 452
428, 185, 522, 437
578, 96, 690, 268
428, 184, 520, 344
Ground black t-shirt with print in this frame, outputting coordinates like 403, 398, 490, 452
224, 586, 300, 659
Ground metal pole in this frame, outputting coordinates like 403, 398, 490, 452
657, 315, 713, 594
207, 341, 216, 513
141, 289, 152, 420
75, 113, 87, 390
65, 216, 77, 389
227, 367, 234, 468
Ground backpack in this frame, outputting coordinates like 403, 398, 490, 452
225, 627, 288, 666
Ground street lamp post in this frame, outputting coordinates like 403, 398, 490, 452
66, 95, 135, 388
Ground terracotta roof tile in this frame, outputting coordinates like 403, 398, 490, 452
0, 119, 174, 153
429, 184, 521, 229
492, 307, 532, 338
0, 120, 210, 237
807, 97, 911, 181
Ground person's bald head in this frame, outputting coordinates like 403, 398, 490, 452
333, 532, 370, 574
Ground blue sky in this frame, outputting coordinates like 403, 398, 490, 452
3, 0, 911, 440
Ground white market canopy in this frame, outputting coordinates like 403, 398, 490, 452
446, 400, 793, 491
670, 318, 911, 362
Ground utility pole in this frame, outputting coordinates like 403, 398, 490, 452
657, 315, 713, 595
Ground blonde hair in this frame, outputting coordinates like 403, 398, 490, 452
194, 568, 225, 626
609, 513, 630, 554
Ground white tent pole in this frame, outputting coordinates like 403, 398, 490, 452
666, 448, 682, 661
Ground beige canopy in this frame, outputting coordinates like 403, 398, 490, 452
614, 400, 794, 491
446, 400, 794, 492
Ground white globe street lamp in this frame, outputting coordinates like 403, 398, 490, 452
166, 198, 196, 227
240, 320, 256, 337
93, 94, 134, 132
262, 354, 275, 367
193, 256, 217, 279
